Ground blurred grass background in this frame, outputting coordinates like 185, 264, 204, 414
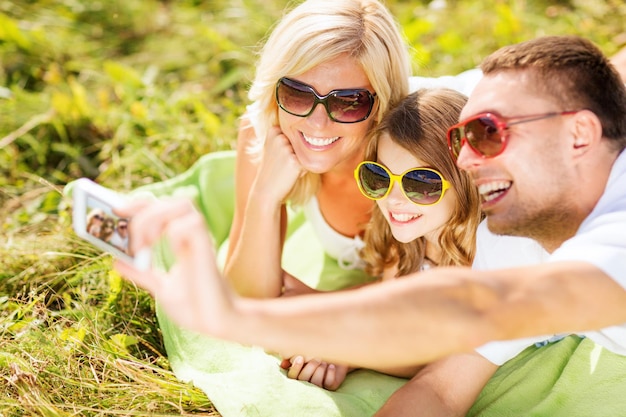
1, 0, 624, 415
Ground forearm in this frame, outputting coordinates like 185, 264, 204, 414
224, 195, 285, 298
374, 354, 497, 417
222, 269, 498, 368
484, 261, 626, 340
376, 385, 463, 417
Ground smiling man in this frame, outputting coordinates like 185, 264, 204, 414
443, 35, 626, 380
117, 35, 626, 415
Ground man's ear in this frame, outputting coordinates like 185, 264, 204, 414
571, 109, 602, 154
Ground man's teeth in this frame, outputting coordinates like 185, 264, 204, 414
303, 133, 339, 146
478, 181, 511, 202
390, 212, 420, 222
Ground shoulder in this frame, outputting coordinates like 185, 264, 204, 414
550, 151, 626, 287
409, 69, 483, 96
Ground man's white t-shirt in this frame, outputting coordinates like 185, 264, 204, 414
474, 150, 626, 365
409, 68, 483, 96
109, 231, 128, 252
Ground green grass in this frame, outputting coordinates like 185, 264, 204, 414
1, 188, 216, 415
2, 0, 625, 415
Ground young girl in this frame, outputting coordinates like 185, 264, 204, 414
285, 89, 491, 407
359, 88, 481, 279
99, 217, 116, 244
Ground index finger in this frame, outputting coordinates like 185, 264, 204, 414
123, 198, 199, 254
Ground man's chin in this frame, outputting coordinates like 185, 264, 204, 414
485, 216, 516, 237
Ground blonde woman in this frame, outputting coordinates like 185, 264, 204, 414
86, 208, 104, 237
224, 0, 412, 298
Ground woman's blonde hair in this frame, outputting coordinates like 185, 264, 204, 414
247, 0, 411, 205
360, 88, 483, 278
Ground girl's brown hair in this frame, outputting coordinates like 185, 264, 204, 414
360, 88, 482, 278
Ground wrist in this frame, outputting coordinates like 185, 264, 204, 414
246, 190, 284, 216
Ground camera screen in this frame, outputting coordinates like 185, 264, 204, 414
85, 195, 132, 256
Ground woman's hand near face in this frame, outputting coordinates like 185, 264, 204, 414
253, 126, 305, 204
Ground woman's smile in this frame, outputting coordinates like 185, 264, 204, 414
301, 132, 340, 148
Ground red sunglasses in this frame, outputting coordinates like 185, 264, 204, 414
447, 111, 579, 160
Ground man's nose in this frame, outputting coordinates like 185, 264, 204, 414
455, 139, 484, 172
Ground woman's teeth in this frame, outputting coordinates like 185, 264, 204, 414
303, 133, 339, 147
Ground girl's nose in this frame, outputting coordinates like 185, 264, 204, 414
385, 181, 407, 205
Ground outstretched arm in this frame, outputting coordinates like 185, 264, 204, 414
116, 198, 626, 369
